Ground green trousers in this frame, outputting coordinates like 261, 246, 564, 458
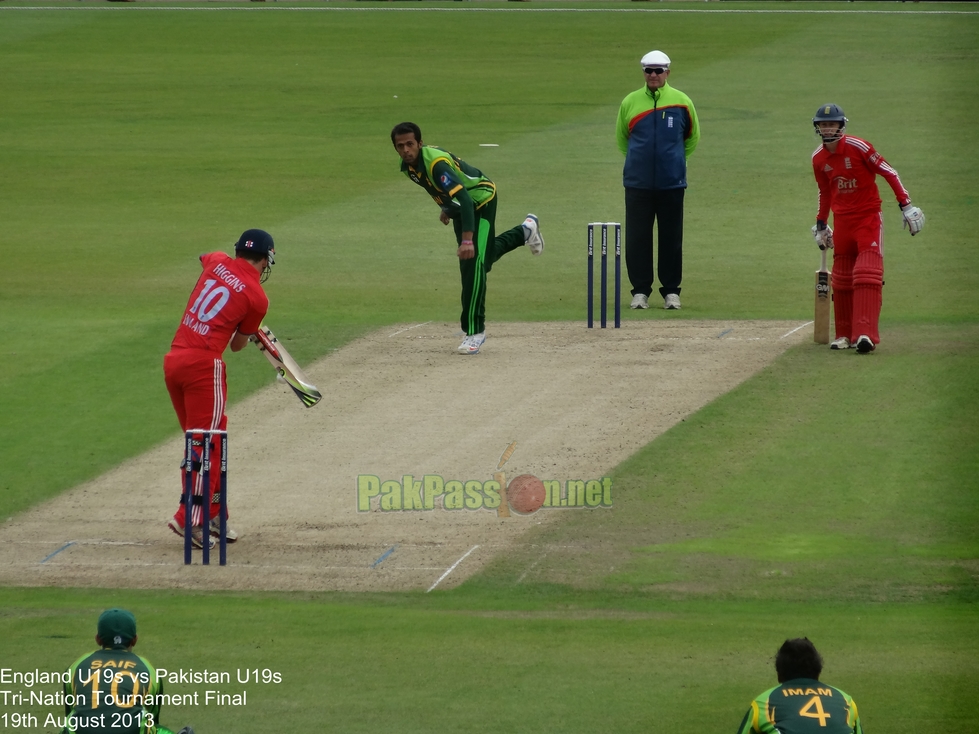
452, 196, 526, 335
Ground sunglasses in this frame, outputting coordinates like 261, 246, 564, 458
643, 67, 668, 75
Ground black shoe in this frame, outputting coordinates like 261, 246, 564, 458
855, 335, 875, 354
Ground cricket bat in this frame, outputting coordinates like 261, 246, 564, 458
494, 441, 517, 518
252, 325, 323, 408
814, 249, 830, 344
494, 472, 511, 518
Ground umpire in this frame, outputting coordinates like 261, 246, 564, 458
616, 50, 700, 311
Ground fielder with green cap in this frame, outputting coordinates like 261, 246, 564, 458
60, 609, 194, 734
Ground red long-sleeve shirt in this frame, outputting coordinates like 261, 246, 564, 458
812, 135, 911, 221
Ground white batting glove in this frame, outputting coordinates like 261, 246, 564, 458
812, 223, 834, 250
901, 204, 925, 236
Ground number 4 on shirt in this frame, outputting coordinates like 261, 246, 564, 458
799, 695, 831, 726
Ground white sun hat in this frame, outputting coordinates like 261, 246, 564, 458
640, 50, 671, 68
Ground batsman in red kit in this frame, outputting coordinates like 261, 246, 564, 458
163, 229, 273, 548
811, 104, 925, 353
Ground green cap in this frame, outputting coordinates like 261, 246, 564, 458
97, 609, 137, 648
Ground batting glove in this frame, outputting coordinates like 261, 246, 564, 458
901, 203, 925, 236
812, 222, 834, 250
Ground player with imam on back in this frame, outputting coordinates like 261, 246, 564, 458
736, 638, 864, 734
163, 229, 273, 548
391, 122, 544, 355
811, 103, 924, 354
60, 609, 194, 734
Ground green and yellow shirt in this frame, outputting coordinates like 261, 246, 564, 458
401, 146, 496, 233
62, 648, 164, 734
736, 679, 863, 734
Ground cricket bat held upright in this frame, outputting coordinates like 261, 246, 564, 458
814, 249, 831, 344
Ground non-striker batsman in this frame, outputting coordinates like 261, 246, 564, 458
811, 104, 924, 353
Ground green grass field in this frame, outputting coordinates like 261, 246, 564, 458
1, 2, 977, 733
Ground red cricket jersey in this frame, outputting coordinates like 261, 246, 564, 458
170, 252, 269, 355
812, 135, 911, 221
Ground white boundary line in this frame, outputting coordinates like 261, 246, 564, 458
516, 551, 546, 585
427, 544, 479, 592
0, 6, 973, 13
781, 322, 812, 339
388, 321, 432, 338
21, 562, 447, 570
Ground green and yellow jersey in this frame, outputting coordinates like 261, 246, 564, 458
400, 145, 496, 234
62, 648, 164, 734
737, 679, 863, 734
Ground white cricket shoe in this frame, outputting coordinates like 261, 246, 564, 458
855, 335, 876, 354
523, 214, 544, 255
168, 519, 214, 549
191, 528, 215, 550
664, 293, 681, 310
830, 336, 851, 350
210, 518, 239, 543
630, 293, 649, 309
458, 332, 486, 355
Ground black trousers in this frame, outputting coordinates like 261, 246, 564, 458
624, 187, 685, 299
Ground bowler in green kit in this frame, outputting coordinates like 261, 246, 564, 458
391, 122, 544, 355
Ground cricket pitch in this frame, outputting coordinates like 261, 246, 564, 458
0, 320, 809, 592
